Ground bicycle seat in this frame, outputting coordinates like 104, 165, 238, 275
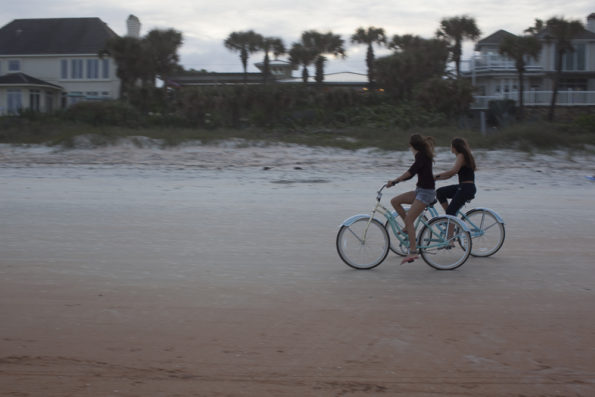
426, 199, 438, 208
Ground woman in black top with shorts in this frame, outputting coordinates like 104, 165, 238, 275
434, 137, 477, 216
387, 134, 436, 264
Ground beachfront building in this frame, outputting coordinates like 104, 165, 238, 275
0, 17, 123, 115
165, 66, 369, 89
465, 13, 595, 109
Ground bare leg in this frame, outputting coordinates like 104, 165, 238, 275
404, 199, 427, 256
440, 201, 448, 212
391, 191, 416, 233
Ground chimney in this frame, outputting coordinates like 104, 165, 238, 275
126, 15, 141, 38
588, 13, 595, 33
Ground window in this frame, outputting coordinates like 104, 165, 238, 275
562, 43, 586, 71
71, 59, 83, 79
7, 89, 22, 114
86, 91, 99, 100
29, 89, 41, 111
61, 60, 68, 79
101, 59, 110, 78
8, 60, 21, 71
87, 59, 99, 79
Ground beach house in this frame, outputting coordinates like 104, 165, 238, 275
0, 17, 123, 115
465, 13, 595, 108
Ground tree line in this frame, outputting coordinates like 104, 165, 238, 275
99, 14, 588, 124
223, 15, 481, 86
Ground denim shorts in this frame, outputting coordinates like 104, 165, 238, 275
415, 187, 436, 205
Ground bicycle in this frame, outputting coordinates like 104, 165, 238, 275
385, 201, 505, 258
336, 184, 472, 271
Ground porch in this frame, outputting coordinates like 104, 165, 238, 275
471, 90, 595, 109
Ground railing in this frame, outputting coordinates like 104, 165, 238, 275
471, 90, 595, 109
467, 55, 542, 73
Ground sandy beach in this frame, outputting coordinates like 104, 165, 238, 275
1, 141, 594, 396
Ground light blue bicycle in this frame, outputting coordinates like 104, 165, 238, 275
336, 184, 472, 270
386, 200, 505, 258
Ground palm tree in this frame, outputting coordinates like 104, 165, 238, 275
436, 16, 481, 78
388, 34, 424, 51
524, 18, 545, 35
259, 37, 286, 83
144, 28, 183, 86
224, 30, 263, 82
541, 17, 584, 121
499, 34, 542, 120
351, 27, 386, 86
100, 36, 145, 100
288, 43, 317, 83
301, 30, 345, 84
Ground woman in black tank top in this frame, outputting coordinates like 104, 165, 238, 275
434, 138, 477, 216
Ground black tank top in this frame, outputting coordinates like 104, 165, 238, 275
458, 164, 475, 183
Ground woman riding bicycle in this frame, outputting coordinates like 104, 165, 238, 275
387, 134, 435, 264
434, 137, 477, 216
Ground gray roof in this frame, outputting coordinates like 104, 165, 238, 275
0, 72, 62, 89
0, 17, 117, 55
476, 30, 516, 48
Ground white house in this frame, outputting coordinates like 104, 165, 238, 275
465, 13, 595, 108
0, 17, 122, 115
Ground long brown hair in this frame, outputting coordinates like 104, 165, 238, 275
451, 137, 476, 170
409, 134, 435, 161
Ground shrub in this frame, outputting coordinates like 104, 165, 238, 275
62, 101, 142, 127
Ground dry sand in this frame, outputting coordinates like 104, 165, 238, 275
1, 141, 594, 396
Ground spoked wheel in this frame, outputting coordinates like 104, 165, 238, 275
337, 217, 389, 270
418, 217, 472, 270
464, 209, 505, 257
385, 214, 428, 256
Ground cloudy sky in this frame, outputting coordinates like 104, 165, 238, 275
1, 1, 593, 75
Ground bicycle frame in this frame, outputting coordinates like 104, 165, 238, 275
342, 185, 469, 250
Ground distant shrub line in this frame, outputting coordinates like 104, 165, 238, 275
1, 85, 594, 151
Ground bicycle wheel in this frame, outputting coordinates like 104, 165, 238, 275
385, 214, 427, 256
418, 217, 471, 270
464, 209, 505, 257
337, 217, 389, 270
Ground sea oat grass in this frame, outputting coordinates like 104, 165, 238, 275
1, 114, 594, 153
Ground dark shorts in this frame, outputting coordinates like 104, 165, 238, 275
436, 183, 476, 215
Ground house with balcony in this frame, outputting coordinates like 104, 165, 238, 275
464, 13, 595, 109
0, 17, 124, 115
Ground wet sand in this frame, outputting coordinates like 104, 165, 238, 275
1, 142, 594, 396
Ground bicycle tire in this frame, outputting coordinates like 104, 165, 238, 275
337, 217, 389, 270
418, 216, 471, 270
464, 209, 505, 257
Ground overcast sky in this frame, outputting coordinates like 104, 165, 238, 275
1, 1, 593, 75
